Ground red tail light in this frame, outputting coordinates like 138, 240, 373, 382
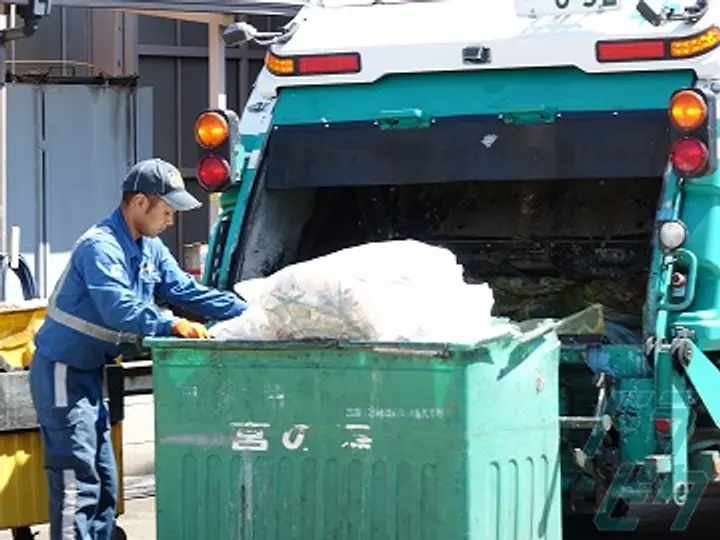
596, 39, 666, 62
670, 137, 709, 176
655, 418, 672, 433
297, 53, 360, 75
596, 26, 720, 63
266, 51, 361, 76
197, 155, 230, 190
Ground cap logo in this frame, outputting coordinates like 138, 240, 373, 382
167, 169, 184, 190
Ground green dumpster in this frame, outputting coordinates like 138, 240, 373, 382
146, 320, 563, 540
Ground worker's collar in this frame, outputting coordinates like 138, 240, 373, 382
109, 207, 149, 262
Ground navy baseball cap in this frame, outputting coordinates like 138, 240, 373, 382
122, 158, 202, 212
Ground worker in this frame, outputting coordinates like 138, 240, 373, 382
28, 158, 247, 540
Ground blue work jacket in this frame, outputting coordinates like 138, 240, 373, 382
34, 207, 246, 371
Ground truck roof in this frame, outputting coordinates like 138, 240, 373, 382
258, 0, 720, 91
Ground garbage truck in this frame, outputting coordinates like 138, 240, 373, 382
152, 0, 720, 534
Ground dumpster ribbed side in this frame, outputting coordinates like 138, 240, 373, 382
160, 449, 555, 540
162, 452, 444, 540
466, 331, 562, 540
483, 456, 554, 540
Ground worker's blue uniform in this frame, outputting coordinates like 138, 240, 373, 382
30, 206, 247, 540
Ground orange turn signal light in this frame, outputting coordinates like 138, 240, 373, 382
670, 26, 720, 58
195, 111, 229, 148
670, 89, 708, 131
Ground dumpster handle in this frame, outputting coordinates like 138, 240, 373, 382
371, 345, 452, 358
512, 320, 559, 345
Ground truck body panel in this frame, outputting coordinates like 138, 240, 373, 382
255, 0, 720, 95
187, 0, 720, 524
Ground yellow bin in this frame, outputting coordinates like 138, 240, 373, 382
0, 300, 47, 370
0, 301, 125, 531
0, 425, 125, 529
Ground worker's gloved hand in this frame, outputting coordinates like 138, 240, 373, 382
171, 319, 210, 339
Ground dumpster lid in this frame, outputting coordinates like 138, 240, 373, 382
145, 304, 603, 351
144, 317, 564, 352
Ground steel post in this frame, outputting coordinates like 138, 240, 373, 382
207, 17, 229, 236
0, 6, 6, 256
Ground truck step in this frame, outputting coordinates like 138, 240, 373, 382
560, 415, 612, 431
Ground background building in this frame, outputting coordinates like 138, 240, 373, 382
7, 7, 289, 261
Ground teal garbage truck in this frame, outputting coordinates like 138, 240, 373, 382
185, 0, 720, 530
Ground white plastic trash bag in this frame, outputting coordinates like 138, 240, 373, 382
209, 240, 500, 343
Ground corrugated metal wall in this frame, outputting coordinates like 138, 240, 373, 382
5, 82, 151, 300
8, 7, 289, 259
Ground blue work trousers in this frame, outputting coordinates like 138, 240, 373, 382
29, 356, 118, 540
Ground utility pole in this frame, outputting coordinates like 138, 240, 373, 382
207, 16, 229, 236
0, 5, 8, 256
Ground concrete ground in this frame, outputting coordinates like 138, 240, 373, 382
120, 395, 156, 478
116, 498, 157, 540
6, 395, 720, 539
570, 499, 720, 538
3, 498, 158, 540
11, 494, 720, 540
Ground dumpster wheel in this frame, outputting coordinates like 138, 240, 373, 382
11, 527, 35, 540
113, 523, 127, 540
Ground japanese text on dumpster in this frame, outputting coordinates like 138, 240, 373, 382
229, 422, 374, 452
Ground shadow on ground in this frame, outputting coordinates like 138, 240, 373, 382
565, 497, 720, 539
